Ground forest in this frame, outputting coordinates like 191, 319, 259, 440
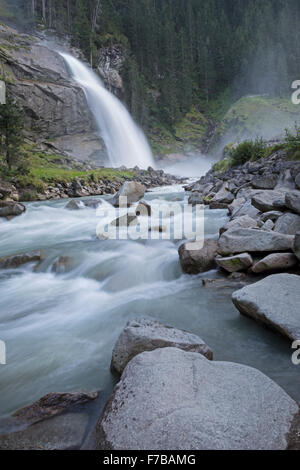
4, 0, 300, 137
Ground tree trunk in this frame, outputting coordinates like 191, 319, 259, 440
41, 0, 47, 24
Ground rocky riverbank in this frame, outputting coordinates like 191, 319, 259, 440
181, 150, 300, 277
1, 316, 299, 450
0, 166, 185, 218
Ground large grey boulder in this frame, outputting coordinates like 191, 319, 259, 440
0, 201, 26, 218
179, 239, 219, 274
232, 274, 300, 341
251, 253, 298, 274
274, 212, 300, 235
286, 191, 300, 215
252, 190, 287, 213
228, 197, 245, 216
216, 253, 253, 273
231, 200, 260, 220
0, 391, 101, 450
111, 318, 213, 375
188, 192, 204, 206
110, 182, 146, 207
252, 174, 278, 190
95, 348, 300, 450
220, 215, 257, 236
218, 228, 294, 255
210, 182, 234, 205
293, 232, 300, 261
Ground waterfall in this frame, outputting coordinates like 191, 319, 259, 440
60, 53, 155, 169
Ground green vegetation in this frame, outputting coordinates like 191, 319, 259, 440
213, 96, 300, 146
284, 124, 300, 157
0, 89, 27, 172
229, 138, 267, 167
7, 0, 300, 148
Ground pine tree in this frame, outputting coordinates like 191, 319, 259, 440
0, 90, 26, 172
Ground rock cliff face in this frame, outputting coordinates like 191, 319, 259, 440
0, 24, 107, 165
97, 45, 125, 97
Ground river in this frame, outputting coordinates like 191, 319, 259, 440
0, 183, 299, 419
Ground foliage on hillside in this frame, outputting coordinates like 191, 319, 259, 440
2, 0, 300, 146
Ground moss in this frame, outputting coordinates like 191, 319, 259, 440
2, 142, 135, 193
213, 95, 300, 146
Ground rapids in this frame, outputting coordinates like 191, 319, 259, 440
0, 185, 299, 418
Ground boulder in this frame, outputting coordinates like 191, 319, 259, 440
188, 192, 203, 206
286, 191, 300, 215
95, 348, 300, 450
228, 197, 246, 216
65, 199, 84, 210
218, 228, 294, 255
210, 182, 234, 204
135, 200, 151, 216
111, 318, 213, 375
209, 202, 229, 209
51, 256, 71, 274
261, 219, 275, 231
216, 253, 253, 273
232, 274, 300, 341
110, 182, 146, 207
65, 199, 103, 210
0, 181, 19, 200
179, 239, 219, 274
111, 214, 138, 227
293, 232, 300, 261
231, 200, 260, 220
260, 211, 283, 223
0, 201, 26, 218
0, 251, 42, 270
252, 191, 287, 213
252, 174, 278, 190
220, 215, 257, 236
0, 391, 101, 450
295, 173, 300, 190
251, 253, 298, 274
274, 212, 300, 235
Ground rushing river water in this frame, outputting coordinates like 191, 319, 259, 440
0, 184, 299, 419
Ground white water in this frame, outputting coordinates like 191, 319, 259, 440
0, 186, 299, 420
60, 53, 154, 170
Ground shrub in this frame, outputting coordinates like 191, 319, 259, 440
229, 138, 267, 167
284, 124, 300, 154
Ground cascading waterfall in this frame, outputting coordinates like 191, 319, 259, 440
60, 53, 155, 169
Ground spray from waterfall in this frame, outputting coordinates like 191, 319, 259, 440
60, 53, 155, 169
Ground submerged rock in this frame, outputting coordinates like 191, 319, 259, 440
110, 181, 146, 207
178, 239, 219, 274
95, 347, 300, 450
0, 201, 26, 218
0, 391, 101, 450
51, 256, 71, 274
0, 251, 42, 270
232, 274, 300, 341
111, 318, 213, 375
